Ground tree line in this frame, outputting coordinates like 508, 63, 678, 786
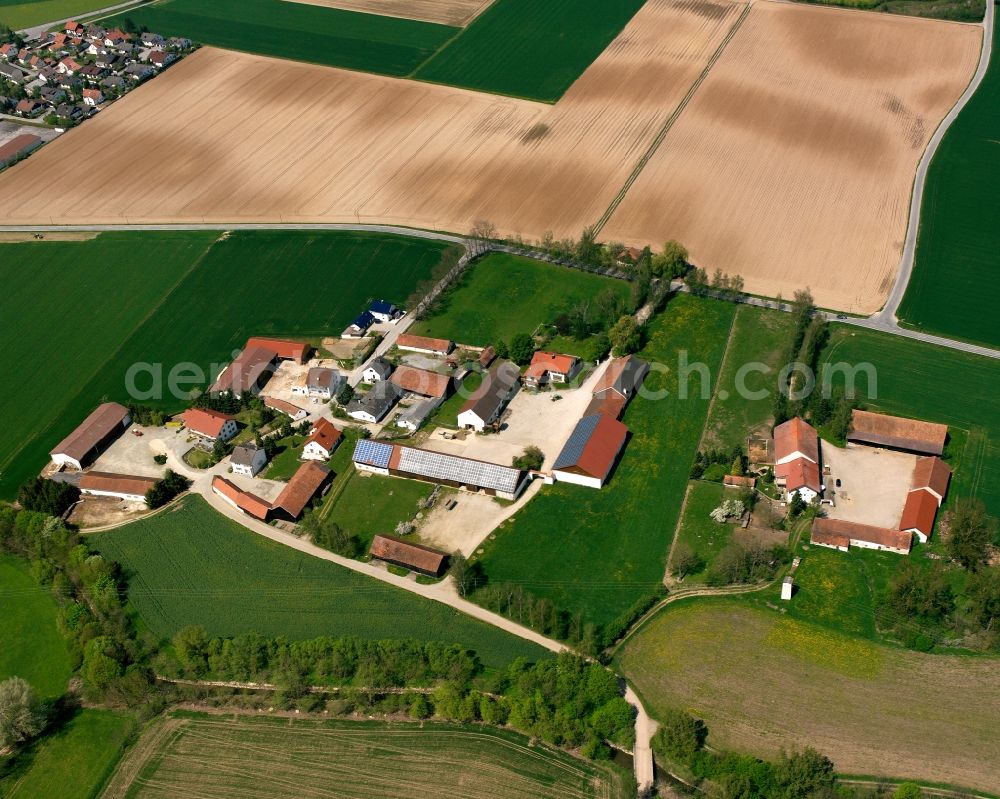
653, 707, 926, 799
881, 498, 999, 651
168, 629, 634, 760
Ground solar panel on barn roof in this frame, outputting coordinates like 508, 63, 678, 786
353, 439, 393, 469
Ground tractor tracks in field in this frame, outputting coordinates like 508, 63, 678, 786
592, 1, 753, 236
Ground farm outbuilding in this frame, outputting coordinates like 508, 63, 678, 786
552, 413, 628, 489
50, 402, 131, 470
79, 471, 158, 503
210, 345, 278, 397
270, 461, 331, 521
211, 475, 270, 521
848, 410, 947, 456
352, 440, 528, 500
586, 355, 649, 419
369, 534, 448, 577
396, 334, 453, 356
245, 337, 311, 364
899, 489, 939, 544
390, 365, 452, 399
811, 517, 911, 555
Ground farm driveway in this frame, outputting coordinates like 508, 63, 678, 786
422, 359, 613, 468
418, 479, 541, 557
822, 443, 916, 528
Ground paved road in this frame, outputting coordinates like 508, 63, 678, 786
875, 0, 995, 327
18, 0, 147, 39
667, 281, 1000, 360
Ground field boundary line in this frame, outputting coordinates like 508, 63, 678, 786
663, 307, 738, 583
591, 1, 753, 235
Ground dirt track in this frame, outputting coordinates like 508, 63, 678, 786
282, 0, 496, 26
0, 0, 981, 312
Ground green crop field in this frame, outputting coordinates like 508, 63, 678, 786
411, 253, 631, 348
103, 0, 456, 75
616, 599, 1000, 792
0, 0, 96, 30
899, 22, 1000, 346
820, 325, 1000, 519
0, 556, 71, 699
89, 496, 546, 668
475, 295, 735, 632
670, 481, 738, 584
790, 0, 984, 22
414, 0, 645, 101
0, 709, 135, 799
700, 305, 796, 451
101, 711, 630, 799
0, 230, 459, 498
325, 471, 433, 551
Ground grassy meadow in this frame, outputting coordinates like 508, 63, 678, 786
411, 252, 630, 347
616, 599, 1000, 792
0, 556, 72, 698
669, 481, 737, 584
700, 305, 796, 451
101, 711, 630, 799
820, 325, 1000, 519
104, 0, 456, 75
89, 496, 547, 668
0, 709, 135, 799
325, 471, 433, 551
414, 0, 646, 101
474, 295, 735, 632
899, 21, 1000, 345
0, 230, 459, 498
0, 0, 95, 29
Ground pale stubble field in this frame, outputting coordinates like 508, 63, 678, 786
0, 0, 980, 313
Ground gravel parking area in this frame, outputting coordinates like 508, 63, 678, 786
822, 442, 917, 527
421, 358, 612, 469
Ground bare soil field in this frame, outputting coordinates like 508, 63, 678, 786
0, 0, 744, 241
602, 1, 981, 313
618, 601, 1000, 792
282, 0, 495, 26
0, 0, 980, 311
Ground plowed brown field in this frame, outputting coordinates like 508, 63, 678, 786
0, 0, 980, 312
602, 2, 981, 313
0, 0, 744, 235
282, 0, 495, 26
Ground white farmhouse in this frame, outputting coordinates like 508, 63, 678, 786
230, 443, 267, 477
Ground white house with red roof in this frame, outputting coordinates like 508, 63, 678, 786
773, 416, 822, 503
523, 351, 580, 388
82, 88, 103, 106
302, 418, 342, 461
181, 408, 238, 442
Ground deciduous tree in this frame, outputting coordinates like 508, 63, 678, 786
0, 677, 45, 750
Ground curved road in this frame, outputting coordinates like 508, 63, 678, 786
876, 0, 995, 327
146, 444, 657, 791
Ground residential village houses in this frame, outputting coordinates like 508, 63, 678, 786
0, 20, 192, 167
